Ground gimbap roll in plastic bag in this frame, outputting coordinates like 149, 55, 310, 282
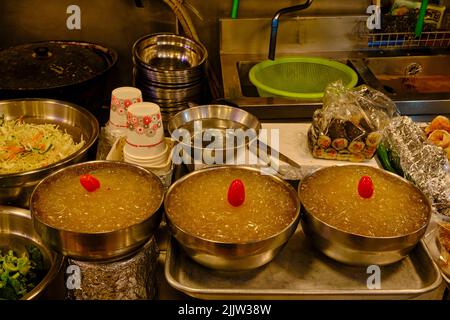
308, 81, 398, 162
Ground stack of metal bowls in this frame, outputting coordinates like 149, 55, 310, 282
132, 33, 208, 121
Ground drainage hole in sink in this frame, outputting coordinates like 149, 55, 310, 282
383, 85, 396, 95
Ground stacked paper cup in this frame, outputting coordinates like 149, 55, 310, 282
97, 87, 143, 160
124, 102, 169, 167
108, 87, 143, 133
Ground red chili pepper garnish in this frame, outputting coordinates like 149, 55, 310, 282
227, 179, 245, 207
358, 175, 374, 199
79, 174, 101, 192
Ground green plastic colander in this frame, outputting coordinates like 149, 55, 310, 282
249, 57, 358, 99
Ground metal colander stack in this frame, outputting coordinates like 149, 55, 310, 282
132, 33, 208, 121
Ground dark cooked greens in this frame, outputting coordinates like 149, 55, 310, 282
0, 245, 47, 300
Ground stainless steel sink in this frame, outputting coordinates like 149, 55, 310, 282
220, 18, 450, 121
221, 49, 450, 121
236, 61, 259, 97
364, 55, 450, 77
350, 54, 450, 100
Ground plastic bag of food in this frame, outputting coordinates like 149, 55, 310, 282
308, 81, 398, 162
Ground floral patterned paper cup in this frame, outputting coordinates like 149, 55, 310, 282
109, 87, 143, 129
125, 102, 165, 157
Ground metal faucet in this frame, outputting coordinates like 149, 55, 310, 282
268, 0, 314, 60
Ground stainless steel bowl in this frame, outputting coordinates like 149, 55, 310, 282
0, 205, 63, 300
164, 166, 301, 270
298, 165, 432, 266
30, 161, 165, 261
132, 33, 207, 81
0, 99, 99, 207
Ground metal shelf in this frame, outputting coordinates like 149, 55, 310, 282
365, 30, 450, 48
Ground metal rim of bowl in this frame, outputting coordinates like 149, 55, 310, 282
134, 62, 205, 79
298, 165, 433, 240
167, 104, 262, 153
0, 206, 64, 300
0, 98, 99, 179
132, 33, 208, 73
142, 86, 203, 97
164, 165, 301, 246
30, 160, 165, 236
134, 75, 204, 89
135, 77, 204, 89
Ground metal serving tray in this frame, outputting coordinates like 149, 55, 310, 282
165, 224, 443, 300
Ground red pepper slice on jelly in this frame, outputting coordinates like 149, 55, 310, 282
79, 174, 101, 192
227, 179, 245, 207
358, 175, 374, 199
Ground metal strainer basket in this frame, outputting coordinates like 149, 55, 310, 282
249, 57, 358, 99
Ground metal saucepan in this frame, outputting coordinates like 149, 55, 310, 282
167, 104, 301, 173
168, 105, 261, 170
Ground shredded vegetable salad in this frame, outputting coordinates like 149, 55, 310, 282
0, 115, 85, 174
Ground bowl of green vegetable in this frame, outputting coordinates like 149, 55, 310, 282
0, 205, 63, 300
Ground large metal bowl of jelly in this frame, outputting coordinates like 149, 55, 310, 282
298, 165, 432, 266
30, 161, 164, 261
164, 166, 301, 270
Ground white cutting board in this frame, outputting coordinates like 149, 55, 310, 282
261, 122, 380, 177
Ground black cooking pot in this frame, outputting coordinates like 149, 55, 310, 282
0, 40, 118, 118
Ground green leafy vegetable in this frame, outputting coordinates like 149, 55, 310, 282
0, 245, 47, 300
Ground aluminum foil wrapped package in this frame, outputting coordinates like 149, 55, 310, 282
308, 81, 398, 162
383, 116, 450, 214
66, 237, 158, 300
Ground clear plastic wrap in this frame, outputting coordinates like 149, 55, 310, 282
436, 215, 450, 278
423, 213, 450, 280
308, 81, 397, 162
